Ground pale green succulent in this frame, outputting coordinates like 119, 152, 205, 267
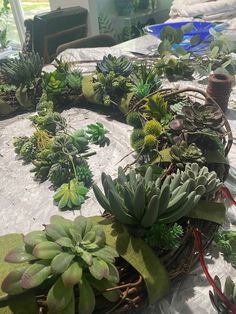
2, 216, 120, 314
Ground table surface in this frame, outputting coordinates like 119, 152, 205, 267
1, 35, 236, 314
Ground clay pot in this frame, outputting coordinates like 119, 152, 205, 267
206, 73, 234, 112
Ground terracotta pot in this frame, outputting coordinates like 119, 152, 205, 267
206, 73, 234, 112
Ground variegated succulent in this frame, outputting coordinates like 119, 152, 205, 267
2, 216, 120, 314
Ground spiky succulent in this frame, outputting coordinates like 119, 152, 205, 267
76, 163, 93, 187
130, 129, 145, 152
13, 136, 30, 154
14, 136, 38, 162
86, 122, 109, 146
143, 120, 162, 136
97, 54, 132, 77
170, 141, 206, 165
209, 276, 236, 314
52, 134, 78, 158
66, 70, 83, 90
142, 93, 173, 125
126, 112, 142, 129
48, 161, 71, 187
93, 164, 218, 230
30, 111, 66, 135
170, 102, 224, 132
0, 52, 43, 87
144, 134, 158, 148
1, 216, 120, 314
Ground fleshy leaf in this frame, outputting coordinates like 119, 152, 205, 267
5, 246, 35, 264
1, 267, 27, 295
78, 277, 95, 314
62, 262, 83, 287
51, 252, 75, 274
20, 261, 51, 289
89, 258, 109, 280
47, 276, 74, 312
24, 231, 47, 247
46, 224, 68, 240
33, 241, 62, 259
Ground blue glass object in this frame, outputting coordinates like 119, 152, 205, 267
145, 21, 224, 53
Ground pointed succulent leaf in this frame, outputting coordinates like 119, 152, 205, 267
20, 261, 51, 289
47, 276, 74, 312
92, 184, 111, 212
5, 245, 35, 263
62, 262, 83, 287
1, 267, 27, 295
91, 246, 118, 263
51, 252, 75, 274
82, 231, 96, 244
46, 224, 68, 240
33, 241, 62, 259
133, 183, 146, 220
56, 237, 73, 248
88, 276, 120, 302
78, 277, 96, 314
89, 258, 109, 280
106, 262, 120, 284
23, 231, 47, 247
224, 276, 235, 299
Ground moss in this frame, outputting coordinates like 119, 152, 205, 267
126, 112, 142, 128
144, 120, 162, 136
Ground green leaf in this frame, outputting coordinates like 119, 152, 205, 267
23, 231, 47, 247
33, 241, 62, 259
51, 253, 75, 274
181, 23, 193, 33
187, 200, 226, 224
20, 262, 51, 289
89, 258, 109, 280
151, 148, 172, 164
1, 267, 27, 295
56, 237, 73, 248
46, 224, 68, 240
175, 46, 187, 55
47, 276, 74, 312
62, 262, 83, 287
78, 277, 96, 314
5, 246, 35, 264
88, 275, 120, 302
190, 34, 201, 46
106, 262, 120, 283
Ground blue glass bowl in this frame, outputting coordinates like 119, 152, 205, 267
144, 21, 223, 52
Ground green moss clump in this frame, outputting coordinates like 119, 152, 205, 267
144, 134, 157, 148
144, 120, 162, 136
130, 129, 145, 151
126, 112, 142, 128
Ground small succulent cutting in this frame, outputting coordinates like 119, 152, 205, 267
96, 54, 133, 77
86, 122, 109, 146
170, 141, 206, 165
93, 164, 220, 230
1, 216, 120, 314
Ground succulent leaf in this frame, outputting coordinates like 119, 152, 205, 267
20, 262, 51, 289
51, 252, 75, 274
33, 241, 62, 259
1, 267, 27, 295
62, 262, 83, 287
78, 277, 96, 314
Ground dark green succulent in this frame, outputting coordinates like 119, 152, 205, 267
170, 141, 206, 165
66, 70, 83, 90
13, 136, 30, 154
42, 70, 68, 97
48, 161, 71, 187
170, 102, 224, 132
76, 163, 93, 187
30, 112, 66, 135
97, 54, 132, 77
0, 52, 43, 87
130, 128, 145, 152
215, 230, 236, 268
52, 134, 78, 158
36, 94, 54, 116
1, 216, 120, 314
14, 135, 38, 162
86, 122, 109, 146
71, 129, 89, 153
126, 112, 142, 128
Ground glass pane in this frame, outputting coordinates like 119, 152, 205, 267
21, 0, 50, 19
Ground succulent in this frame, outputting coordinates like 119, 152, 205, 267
126, 112, 142, 129
71, 129, 89, 153
13, 136, 30, 154
52, 134, 78, 157
170, 102, 224, 132
48, 161, 71, 187
30, 111, 66, 135
36, 95, 54, 116
144, 134, 158, 148
76, 163, 93, 188
42, 70, 67, 97
0, 52, 43, 87
96, 54, 132, 77
1, 216, 120, 314
19, 138, 37, 162
130, 128, 145, 152
66, 70, 83, 90
144, 222, 183, 250
54, 179, 89, 210
170, 141, 206, 165
86, 122, 109, 146
143, 120, 162, 136
209, 276, 236, 314
93, 164, 216, 229
142, 93, 173, 125
215, 230, 236, 268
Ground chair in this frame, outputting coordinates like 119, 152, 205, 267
56, 34, 117, 56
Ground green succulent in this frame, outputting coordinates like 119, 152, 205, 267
0, 52, 43, 87
52, 134, 78, 158
144, 134, 158, 148
142, 93, 173, 125
96, 54, 132, 77
30, 111, 66, 135
65, 70, 82, 90
131, 81, 153, 100
170, 141, 206, 165
13, 136, 30, 154
71, 129, 89, 153
76, 163, 93, 188
42, 70, 67, 97
126, 112, 142, 129
170, 102, 224, 132
19, 139, 37, 162
1, 215, 120, 314
93, 164, 216, 229
209, 276, 236, 314
48, 161, 71, 187
54, 179, 89, 210
130, 128, 145, 152
143, 120, 162, 136
144, 222, 183, 250
36, 94, 54, 116
86, 122, 109, 146
215, 230, 236, 268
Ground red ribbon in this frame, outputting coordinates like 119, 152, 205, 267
220, 186, 236, 206
193, 228, 236, 314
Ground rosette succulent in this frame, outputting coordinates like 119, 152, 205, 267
86, 122, 109, 146
170, 141, 206, 165
170, 102, 224, 132
96, 54, 132, 77
1, 216, 120, 314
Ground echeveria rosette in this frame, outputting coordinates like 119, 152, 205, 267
86, 122, 109, 147
170, 102, 224, 132
170, 141, 206, 166
2, 216, 120, 314
96, 54, 133, 77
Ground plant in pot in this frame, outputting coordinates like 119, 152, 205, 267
115, 0, 134, 16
